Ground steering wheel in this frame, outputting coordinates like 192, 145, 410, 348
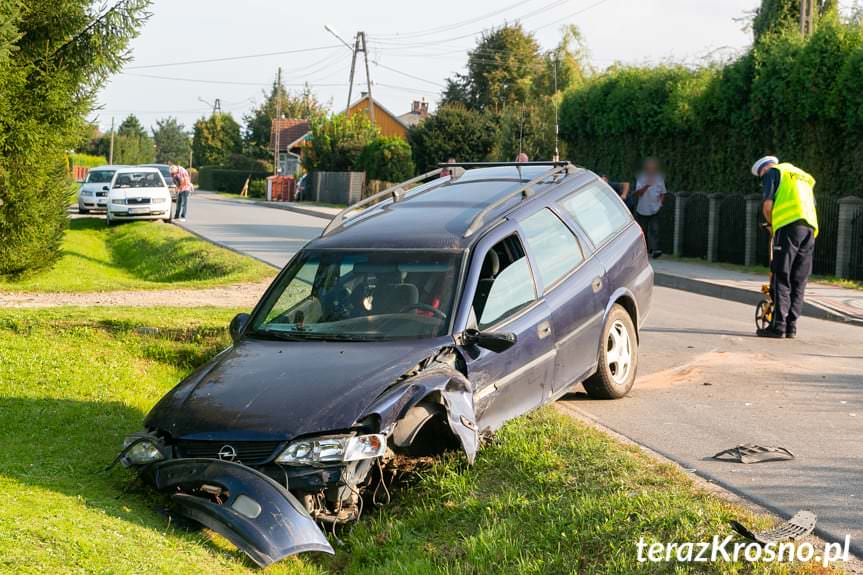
400, 303, 447, 320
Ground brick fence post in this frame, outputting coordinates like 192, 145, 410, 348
744, 193, 762, 267
707, 193, 722, 262
673, 193, 688, 257
835, 196, 863, 278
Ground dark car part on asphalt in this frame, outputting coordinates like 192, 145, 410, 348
712, 444, 795, 464
148, 458, 334, 567
731, 510, 817, 544
118, 162, 653, 566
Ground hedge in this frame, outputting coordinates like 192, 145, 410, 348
559, 16, 863, 198
197, 166, 269, 194
68, 153, 108, 168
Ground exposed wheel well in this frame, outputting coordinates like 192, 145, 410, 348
614, 295, 638, 340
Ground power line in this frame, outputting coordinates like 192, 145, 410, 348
371, 60, 446, 88
531, 0, 616, 31
125, 44, 342, 70
372, 0, 544, 40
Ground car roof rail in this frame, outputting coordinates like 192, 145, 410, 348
321, 167, 456, 237
463, 162, 575, 237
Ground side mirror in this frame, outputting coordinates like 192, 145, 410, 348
462, 329, 517, 353
229, 313, 250, 343
102, 185, 110, 191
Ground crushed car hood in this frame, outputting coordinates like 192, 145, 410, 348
145, 337, 448, 441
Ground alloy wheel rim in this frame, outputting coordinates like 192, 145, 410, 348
606, 320, 632, 385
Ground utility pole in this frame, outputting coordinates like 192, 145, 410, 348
346, 35, 358, 117
324, 26, 374, 126
553, 54, 560, 162
359, 32, 375, 126
109, 117, 115, 164
800, 0, 815, 37
273, 67, 283, 176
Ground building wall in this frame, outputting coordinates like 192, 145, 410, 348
348, 99, 407, 139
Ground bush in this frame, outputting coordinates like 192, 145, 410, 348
197, 166, 269, 194
360, 136, 415, 181
559, 17, 863, 197
248, 179, 266, 198
0, 2, 148, 276
302, 113, 378, 172
68, 153, 108, 168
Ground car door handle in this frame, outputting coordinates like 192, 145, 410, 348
592, 276, 603, 293
537, 320, 552, 340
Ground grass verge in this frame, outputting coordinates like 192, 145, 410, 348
0, 218, 274, 292
666, 256, 863, 291
0, 307, 832, 574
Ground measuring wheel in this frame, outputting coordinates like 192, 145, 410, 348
755, 299, 773, 330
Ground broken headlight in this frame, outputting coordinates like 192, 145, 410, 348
121, 434, 166, 465
275, 434, 386, 466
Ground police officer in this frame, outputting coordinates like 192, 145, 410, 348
751, 156, 819, 339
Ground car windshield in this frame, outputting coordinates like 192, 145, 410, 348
86, 170, 115, 183
251, 250, 462, 341
113, 172, 164, 188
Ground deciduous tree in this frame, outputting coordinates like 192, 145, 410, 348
192, 113, 242, 167
153, 117, 191, 164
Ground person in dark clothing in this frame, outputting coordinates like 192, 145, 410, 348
601, 175, 630, 202
751, 155, 819, 339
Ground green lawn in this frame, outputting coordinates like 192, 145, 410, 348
0, 218, 274, 292
0, 307, 831, 574
667, 256, 863, 291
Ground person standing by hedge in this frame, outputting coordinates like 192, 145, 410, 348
634, 158, 666, 258
751, 156, 819, 339
170, 162, 193, 222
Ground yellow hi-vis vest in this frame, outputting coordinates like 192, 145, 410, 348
772, 163, 819, 238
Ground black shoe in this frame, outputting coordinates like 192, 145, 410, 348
757, 326, 785, 339
785, 328, 797, 339
652, 250, 663, 259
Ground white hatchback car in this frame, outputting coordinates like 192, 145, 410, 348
106, 167, 173, 226
77, 165, 127, 213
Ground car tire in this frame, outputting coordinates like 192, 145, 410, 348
79, 207, 89, 214
584, 304, 638, 399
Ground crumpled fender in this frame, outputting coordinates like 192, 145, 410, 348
363, 366, 479, 463
148, 458, 333, 567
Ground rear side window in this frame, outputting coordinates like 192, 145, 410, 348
521, 209, 584, 289
560, 182, 631, 247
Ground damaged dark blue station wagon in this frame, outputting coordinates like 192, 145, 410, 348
119, 162, 653, 567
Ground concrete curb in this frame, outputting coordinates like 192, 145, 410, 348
173, 222, 280, 271
655, 272, 863, 327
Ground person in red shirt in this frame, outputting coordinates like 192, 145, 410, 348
169, 163, 193, 222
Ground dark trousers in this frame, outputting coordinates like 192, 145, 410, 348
637, 213, 661, 254
770, 221, 815, 331
175, 191, 190, 219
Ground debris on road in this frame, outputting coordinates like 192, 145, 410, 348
712, 444, 795, 464
731, 510, 817, 544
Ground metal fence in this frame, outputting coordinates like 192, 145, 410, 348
658, 193, 675, 255
682, 193, 709, 259
812, 197, 839, 276
850, 210, 863, 280
652, 192, 862, 280
717, 195, 746, 265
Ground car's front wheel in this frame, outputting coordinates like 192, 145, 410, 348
584, 304, 637, 399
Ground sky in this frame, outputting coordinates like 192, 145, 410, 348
95, 0, 856, 133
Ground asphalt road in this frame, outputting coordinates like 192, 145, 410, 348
178, 192, 327, 268
186, 196, 862, 554
561, 290, 863, 554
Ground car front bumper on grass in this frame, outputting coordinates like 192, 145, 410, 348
144, 458, 334, 567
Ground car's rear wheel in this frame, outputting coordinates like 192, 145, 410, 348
584, 304, 637, 399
